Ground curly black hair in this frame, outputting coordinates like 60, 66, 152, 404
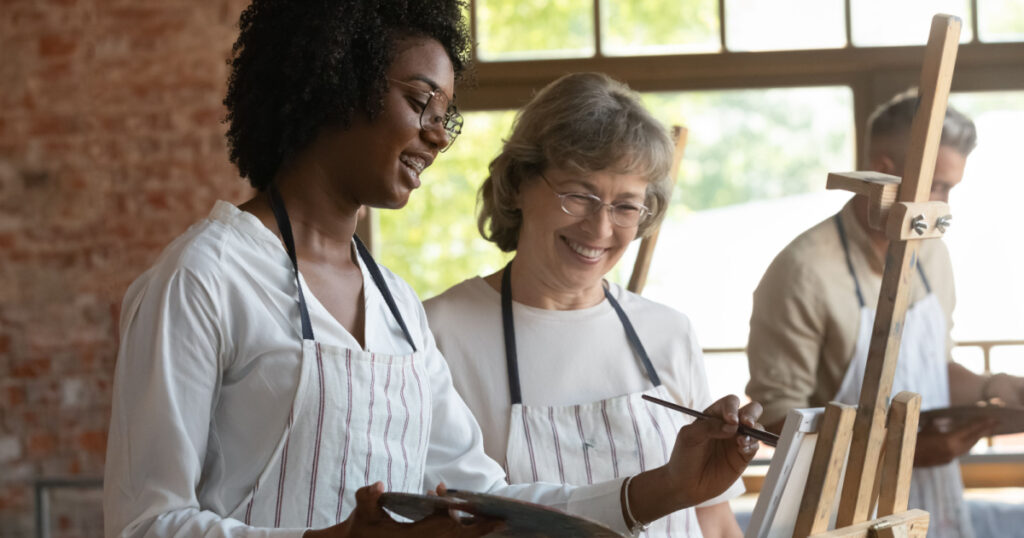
224, 0, 472, 190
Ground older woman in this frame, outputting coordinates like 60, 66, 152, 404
103, 3, 761, 538
425, 72, 750, 537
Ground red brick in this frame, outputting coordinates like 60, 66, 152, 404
9, 358, 50, 378
4, 386, 25, 407
27, 432, 57, 456
38, 34, 77, 57
76, 430, 105, 455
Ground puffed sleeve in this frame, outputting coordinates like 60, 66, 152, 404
103, 260, 304, 538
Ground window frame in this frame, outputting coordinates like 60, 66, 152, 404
459, 0, 1024, 170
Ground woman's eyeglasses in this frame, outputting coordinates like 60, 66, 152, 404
540, 173, 651, 228
388, 78, 463, 151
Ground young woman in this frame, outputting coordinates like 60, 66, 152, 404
103, 4, 763, 537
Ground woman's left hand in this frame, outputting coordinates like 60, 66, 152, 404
625, 395, 763, 526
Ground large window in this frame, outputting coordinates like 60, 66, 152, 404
471, 0, 1021, 60
372, 0, 1024, 487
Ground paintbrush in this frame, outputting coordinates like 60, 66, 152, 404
642, 394, 779, 447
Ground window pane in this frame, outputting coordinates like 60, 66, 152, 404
945, 91, 1024, 342
725, 0, 846, 51
851, 0, 973, 46
978, 0, 1024, 42
600, 0, 720, 56
475, 0, 594, 61
611, 87, 854, 347
376, 111, 515, 298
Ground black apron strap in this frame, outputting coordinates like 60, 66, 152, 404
500, 261, 661, 406
916, 261, 932, 294
603, 286, 662, 387
268, 185, 314, 341
267, 185, 416, 352
834, 214, 866, 308
501, 262, 524, 405
353, 235, 417, 353
834, 213, 933, 302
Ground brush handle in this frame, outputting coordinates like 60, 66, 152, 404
641, 394, 779, 447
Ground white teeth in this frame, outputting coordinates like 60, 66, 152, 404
400, 155, 426, 174
565, 238, 603, 259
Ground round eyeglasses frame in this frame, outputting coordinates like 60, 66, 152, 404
539, 173, 651, 228
388, 78, 463, 151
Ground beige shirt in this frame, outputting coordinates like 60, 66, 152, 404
746, 199, 955, 426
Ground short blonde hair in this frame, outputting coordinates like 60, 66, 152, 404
478, 72, 675, 252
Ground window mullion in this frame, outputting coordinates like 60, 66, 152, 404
593, 0, 603, 57
470, 0, 479, 61
719, 0, 727, 51
844, 0, 853, 47
970, 0, 980, 44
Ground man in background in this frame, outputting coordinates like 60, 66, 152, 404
746, 89, 1024, 538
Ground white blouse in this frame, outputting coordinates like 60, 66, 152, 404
103, 202, 624, 538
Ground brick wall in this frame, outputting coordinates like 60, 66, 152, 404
1, 1, 250, 535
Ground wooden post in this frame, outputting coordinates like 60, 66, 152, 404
627, 126, 688, 294
792, 402, 856, 537
877, 392, 922, 517
835, 15, 962, 526
810, 510, 930, 538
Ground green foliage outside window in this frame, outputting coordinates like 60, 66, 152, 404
377, 111, 516, 299
476, 0, 594, 60
600, 0, 719, 55
377, 87, 854, 298
642, 87, 854, 212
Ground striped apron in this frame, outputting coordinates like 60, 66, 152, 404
832, 215, 973, 538
499, 263, 704, 537
225, 186, 431, 529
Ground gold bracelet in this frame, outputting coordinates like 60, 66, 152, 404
622, 474, 649, 536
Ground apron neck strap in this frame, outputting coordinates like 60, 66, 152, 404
500, 261, 661, 406
268, 184, 315, 341
266, 185, 416, 352
834, 213, 932, 307
501, 262, 524, 405
834, 214, 867, 308
353, 235, 417, 352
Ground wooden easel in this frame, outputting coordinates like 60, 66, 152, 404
628, 125, 688, 294
786, 14, 963, 538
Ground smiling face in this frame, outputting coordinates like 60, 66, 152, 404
312, 36, 455, 210
513, 166, 650, 298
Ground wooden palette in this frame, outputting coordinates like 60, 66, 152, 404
379, 490, 626, 537
919, 404, 1024, 437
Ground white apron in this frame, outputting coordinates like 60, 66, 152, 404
832, 215, 973, 538
499, 264, 704, 537
225, 187, 431, 529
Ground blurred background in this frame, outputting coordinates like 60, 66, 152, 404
2, 0, 1022, 536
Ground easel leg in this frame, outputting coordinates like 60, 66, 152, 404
793, 403, 857, 537
877, 392, 922, 516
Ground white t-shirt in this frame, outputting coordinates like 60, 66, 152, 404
103, 202, 625, 538
424, 277, 721, 476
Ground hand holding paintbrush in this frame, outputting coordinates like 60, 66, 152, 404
642, 394, 779, 447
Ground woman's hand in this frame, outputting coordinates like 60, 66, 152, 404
625, 395, 763, 526
304, 482, 504, 538
664, 395, 763, 505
